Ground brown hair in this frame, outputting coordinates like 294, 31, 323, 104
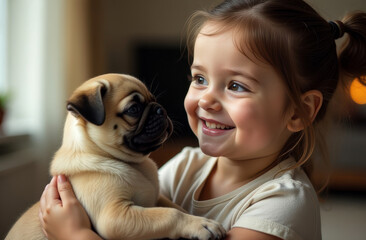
185, 0, 366, 190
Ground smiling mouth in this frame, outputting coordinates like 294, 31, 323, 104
203, 120, 234, 130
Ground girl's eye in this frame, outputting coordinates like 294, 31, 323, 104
192, 75, 208, 86
228, 82, 249, 92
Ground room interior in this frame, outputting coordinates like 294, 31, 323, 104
0, 0, 365, 239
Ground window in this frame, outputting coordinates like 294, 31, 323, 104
0, 0, 7, 94
2, 0, 46, 136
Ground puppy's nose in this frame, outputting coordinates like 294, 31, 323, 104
156, 107, 163, 115
150, 103, 167, 116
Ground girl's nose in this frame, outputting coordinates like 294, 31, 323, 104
198, 92, 222, 111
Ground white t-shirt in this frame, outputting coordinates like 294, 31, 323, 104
159, 147, 321, 240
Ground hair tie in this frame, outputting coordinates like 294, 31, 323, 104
329, 20, 345, 39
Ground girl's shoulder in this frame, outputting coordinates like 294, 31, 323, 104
255, 158, 317, 198
233, 159, 321, 239
241, 158, 319, 215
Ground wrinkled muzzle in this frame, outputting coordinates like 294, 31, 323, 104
124, 102, 173, 155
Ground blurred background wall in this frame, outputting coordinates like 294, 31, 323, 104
0, 0, 365, 239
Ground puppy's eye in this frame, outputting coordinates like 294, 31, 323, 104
124, 103, 143, 117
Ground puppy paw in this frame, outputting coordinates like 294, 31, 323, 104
180, 215, 226, 240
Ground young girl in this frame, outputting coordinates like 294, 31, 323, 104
39, 0, 366, 239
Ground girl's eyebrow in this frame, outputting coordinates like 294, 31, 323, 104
192, 64, 259, 84
224, 68, 260, 84
190, 64, 206, 72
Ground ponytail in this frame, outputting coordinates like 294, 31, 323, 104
338, 11, 366, 79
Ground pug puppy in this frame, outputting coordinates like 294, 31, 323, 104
6, 74, 225, 240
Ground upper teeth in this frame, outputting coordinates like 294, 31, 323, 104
205, 121, 232, 129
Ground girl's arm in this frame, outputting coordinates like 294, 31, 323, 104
38, 175, 102, 240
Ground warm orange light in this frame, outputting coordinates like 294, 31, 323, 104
350, 77, 366, 105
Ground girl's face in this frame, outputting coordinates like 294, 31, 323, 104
184, 23, 294, 161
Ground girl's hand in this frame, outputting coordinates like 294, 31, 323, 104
38, 175, 102, 240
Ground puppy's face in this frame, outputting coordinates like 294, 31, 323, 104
67, 74, 173, 162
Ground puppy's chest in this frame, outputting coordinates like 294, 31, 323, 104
126, 160, 160, 207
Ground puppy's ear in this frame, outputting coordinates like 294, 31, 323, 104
67, 82, 107, 126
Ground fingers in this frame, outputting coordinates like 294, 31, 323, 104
39, 176, 61, 222
39, 183, 49, 238
38, 175, 88, 240
39, 183, 49, 215
47, 176, 61, 204
39, 176, 57, 238
56, 175, 78, 206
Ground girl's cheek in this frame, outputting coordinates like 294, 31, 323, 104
184, 90, 196, 116
184, 90, 199, 132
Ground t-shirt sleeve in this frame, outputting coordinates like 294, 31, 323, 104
233, 179, 321, 240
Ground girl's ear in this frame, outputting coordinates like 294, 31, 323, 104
287, 90, 323, 132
